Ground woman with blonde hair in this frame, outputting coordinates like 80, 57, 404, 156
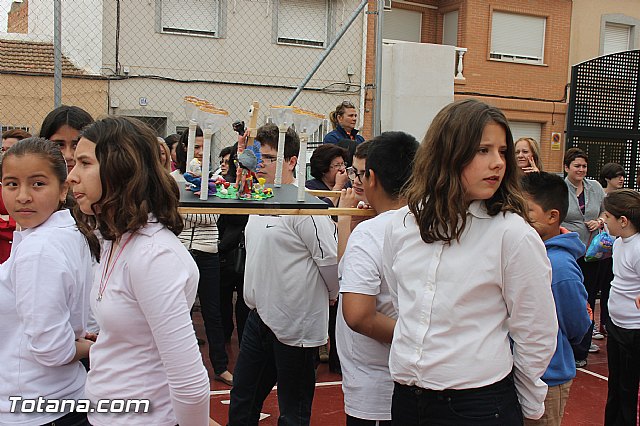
514, 137, 543, 174
323, 100, 365, 145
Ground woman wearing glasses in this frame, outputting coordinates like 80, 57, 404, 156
306, 144, 350, 208
324, 101, 366, 145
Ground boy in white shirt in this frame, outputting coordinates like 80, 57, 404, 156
228, 124, 339, 426
336, 131, 419, 425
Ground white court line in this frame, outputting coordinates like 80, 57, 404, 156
210, 380, 342, 397
577, 367, 609, 381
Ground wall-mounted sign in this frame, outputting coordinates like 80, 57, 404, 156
551, 132, 562, 151
139, 97, 148, 107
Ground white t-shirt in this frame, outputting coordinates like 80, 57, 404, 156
0, 210, 93, 425
383, 203, 557, 420
608, 233, 640, 329
336, 210, 396, 421
85, 219, 210, 426
243, 214, 338, 346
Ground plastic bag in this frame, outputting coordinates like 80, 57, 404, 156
585, 230, 614, 262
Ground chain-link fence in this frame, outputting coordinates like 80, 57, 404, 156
1, 0, 375, 153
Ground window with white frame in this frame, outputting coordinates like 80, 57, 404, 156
490, 11, 546, 64
161, 0, 219, 37
603, 23, 631, 55
277, 0, 328, 47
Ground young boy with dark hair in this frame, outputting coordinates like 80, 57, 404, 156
336, 131, 419, 425
520, 172, 592, 426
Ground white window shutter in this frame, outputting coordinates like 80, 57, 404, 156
383, 8, 422, 42
443, 10, 458, 46
278, 0, 328, 46
603, 23, 631, 55
510, 121, 542, 146
491, 12, 545, 62
162, 0, 218, 35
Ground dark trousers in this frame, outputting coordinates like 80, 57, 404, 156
220, 265, 249, 345
346, 414, 391, 425
572, 322, 595, 362
578, 257, 601, 314
191, 250, 228, 375
40, 411, 90, 426
391, 374, 524, 426
328, 300, 340, 371
596, 257, 614, 329
228, 310, 317, 426
605, 320, 640, 425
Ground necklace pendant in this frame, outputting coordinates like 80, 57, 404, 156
97, 294, 102, 302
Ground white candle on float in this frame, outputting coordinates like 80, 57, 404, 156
274, 123, 287, 188
297, 130, 308, 201
200, 128, 213, 201
186, 119, 197, 172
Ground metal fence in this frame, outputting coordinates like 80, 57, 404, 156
0, 0, 376, 154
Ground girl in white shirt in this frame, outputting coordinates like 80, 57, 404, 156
0, 137, 96, 426
382, 99, 558, 425
67, 117, 215, 426
602, 189, 640, 425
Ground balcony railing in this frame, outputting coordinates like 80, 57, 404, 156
455, 47, 467, 81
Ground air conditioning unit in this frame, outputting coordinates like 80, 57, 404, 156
383, 0, 392, 11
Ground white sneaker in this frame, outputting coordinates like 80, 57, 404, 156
589, 343, 600, 353
592, 330, 605, 340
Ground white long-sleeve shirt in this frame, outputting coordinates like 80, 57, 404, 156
86, 218, 210, 426
382, 203, 558, 420
0, 209, 93, 425
244, 214, 338, 346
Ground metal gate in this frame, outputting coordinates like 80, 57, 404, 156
566, 50, 640, 189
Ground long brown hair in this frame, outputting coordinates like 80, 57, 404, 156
2, 137, 100, 259
405, 99, 528, 244
74, 117, 183, 241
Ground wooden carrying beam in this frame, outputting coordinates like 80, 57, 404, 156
178, 206, 375, 216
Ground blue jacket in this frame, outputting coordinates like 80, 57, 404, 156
323, 125, 365, 145
543, 232, 592, 386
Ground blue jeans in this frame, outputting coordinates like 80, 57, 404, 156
391, 374, 524, 426
190, 250, 228, 375
228, 310, 317, 426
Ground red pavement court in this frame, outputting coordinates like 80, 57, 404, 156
195, 304, 610, 426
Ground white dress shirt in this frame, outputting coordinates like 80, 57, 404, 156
383, 202, 558, 419
0, 209, 93, 425
86, 218, 210, 426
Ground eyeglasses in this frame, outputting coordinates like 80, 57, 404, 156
341, 100, 355, 108
346, 166, 364, 183
330, 162, 346, 170
262, 155, 278, 164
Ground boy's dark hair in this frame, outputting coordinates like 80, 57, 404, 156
255, 123, 299, 160
520, 172, 569, 223
354, 140, 371, 159
309, 144, 347, 180
365, 131, 419, 198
